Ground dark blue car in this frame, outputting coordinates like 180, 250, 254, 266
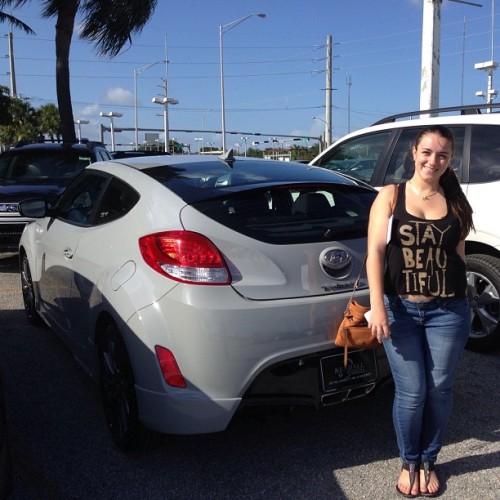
0, 142, 112, 252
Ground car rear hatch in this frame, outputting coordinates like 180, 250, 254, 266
179, 183, 374, 300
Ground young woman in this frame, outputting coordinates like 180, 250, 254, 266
366, 125, 474, 497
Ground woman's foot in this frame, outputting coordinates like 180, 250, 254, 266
396, 461, 420, 498
420, 461, 441, 497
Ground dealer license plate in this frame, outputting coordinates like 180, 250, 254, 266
320, 349, 378, 392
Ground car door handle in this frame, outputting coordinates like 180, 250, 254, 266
63, 248, 74, 259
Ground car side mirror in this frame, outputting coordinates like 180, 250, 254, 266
18, 199, 47, 218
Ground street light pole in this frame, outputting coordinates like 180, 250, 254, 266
74, 119, 89, 143
194, 137, 204, 153
134, 60, 165, 149
152, 96, 179, 152
312, 116, 328, 150
241, 136, 248, 156
219, 12, 266, 153
100, 112, 123, 151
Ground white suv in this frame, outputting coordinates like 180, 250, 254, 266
311, 103, 500, 353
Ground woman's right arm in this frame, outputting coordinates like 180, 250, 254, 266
366, 185, 395, 340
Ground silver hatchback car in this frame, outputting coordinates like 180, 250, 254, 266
19, 154, 390, 449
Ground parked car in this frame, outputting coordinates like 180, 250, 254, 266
310, 103, 500, 352
18, 154, 391, 450
0, 141, 113, 252
111, 150, 170, 160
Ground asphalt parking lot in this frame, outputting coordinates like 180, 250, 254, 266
0, 252, 499, 499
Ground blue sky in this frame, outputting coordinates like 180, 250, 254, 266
1, 0, 498, 150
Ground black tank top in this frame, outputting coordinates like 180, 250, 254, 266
384, 183, 467, 298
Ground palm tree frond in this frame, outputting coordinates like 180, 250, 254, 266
0, 9, 35, 34
80, 0, 158, 57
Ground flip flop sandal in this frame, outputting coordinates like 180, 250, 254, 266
396, 460, 419, 498
421, 461, 442, 497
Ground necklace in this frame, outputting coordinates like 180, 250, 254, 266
408, 180, 439, 201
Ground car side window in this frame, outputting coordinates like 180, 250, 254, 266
96, 178, 140, 225
384, 126, 465, 185
469, 125, 500, 183
315, 131, 392, 183
58, 173, 108, 225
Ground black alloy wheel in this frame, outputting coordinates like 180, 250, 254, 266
20, 253, 42, 325
98, 323, 151, 451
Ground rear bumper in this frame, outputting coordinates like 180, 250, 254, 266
137, 349, 391, 434
241, 346, 391, 408
135, 387, 240, 434
135, 346, 391, 435
120, 282, 390, 435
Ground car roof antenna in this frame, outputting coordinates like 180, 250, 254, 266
219, 148, 235, 168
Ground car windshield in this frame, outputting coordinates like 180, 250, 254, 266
0, 150, 93, 183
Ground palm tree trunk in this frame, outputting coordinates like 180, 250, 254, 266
55, 1, 78, 144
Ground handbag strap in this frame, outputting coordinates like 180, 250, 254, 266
343, 256, 367, 315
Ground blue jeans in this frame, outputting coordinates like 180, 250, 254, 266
383, 295, 470, 464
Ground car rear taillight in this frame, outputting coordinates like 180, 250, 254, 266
139, 230, 231, 285
155, 346, 187, 388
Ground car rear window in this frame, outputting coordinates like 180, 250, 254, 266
193, 184, 376, 244
142, 159, 355, 203
142, 159, 375, 244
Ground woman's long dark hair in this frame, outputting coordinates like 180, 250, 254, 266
414, 125, 475, 239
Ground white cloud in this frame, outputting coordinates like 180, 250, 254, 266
103, 87, 134, 106
79, 104, 100, 118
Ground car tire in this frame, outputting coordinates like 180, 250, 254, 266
97, 323, 153, 451
20, 253, 42, 325
466, 254, 500, 353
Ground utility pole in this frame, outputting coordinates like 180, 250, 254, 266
420, 0, 482, 113
346, 74, 352, 134
420, 0, 441, 112
325, 35, 332, 147
7, 32, 16, 97
475, 0, 497, 111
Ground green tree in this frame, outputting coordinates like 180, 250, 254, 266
0, 86, 11, 126
245, 148, 264, 158
37, 103, 62, 142
0, 95, 37, 146
0, 0, 158, 144
289, 143, 319, 162
0, 9, 34, 128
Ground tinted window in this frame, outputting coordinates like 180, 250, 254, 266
469, 125, 500, 183
194, 184, 376, 244
143, 159, 354, 203
96, 178, 140, 224
384, 126, 465, 185
58, 173, 108, 225
315, 131, 393, 183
